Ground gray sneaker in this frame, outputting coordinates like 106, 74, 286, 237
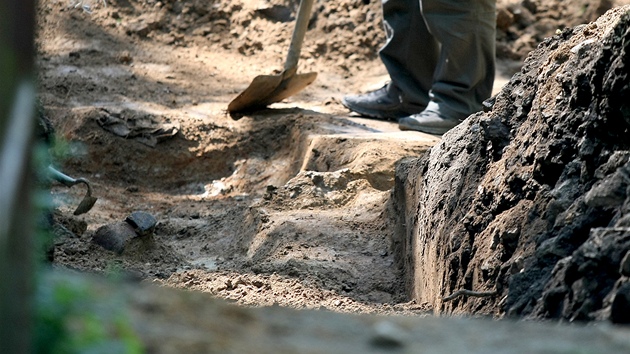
342, 83, 425, 121
398, 109, 463, 135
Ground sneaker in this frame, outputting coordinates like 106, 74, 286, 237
398, 109, 463, 135
341, 83, 425, 121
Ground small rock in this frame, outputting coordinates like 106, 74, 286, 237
117, 51, 133, 64
125, 211, 158, 236
370, 321, 407, 348
585, 171, 628, 208
125, 13, 164, 37
255, 5, 293, 22
501, 227, 520, 245
536, 236, 572, 258
92, 222, 137, 254
496, 7, 515, 31
482, 96, 496, 112
126, 21, 151, 37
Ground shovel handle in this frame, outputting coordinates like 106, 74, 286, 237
48, 165, 78, 187
284, 0, 315, 75
48, 165, 94, 196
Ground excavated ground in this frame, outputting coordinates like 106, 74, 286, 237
37, 0, 630, 337
40, 0, 442, 315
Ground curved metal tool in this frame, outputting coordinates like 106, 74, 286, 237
227, 0, 317, 114
48, 166, 97, 215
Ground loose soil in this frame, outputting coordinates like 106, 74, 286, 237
38, 0, 629, 320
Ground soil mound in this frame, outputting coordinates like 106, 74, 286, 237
495, 0, 622, 60
57, 0, 626, 76
395, 6, 630, 322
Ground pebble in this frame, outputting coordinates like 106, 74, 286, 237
125, 211, 158, 236
92, 221, 137, 254
370, 320, 407, 348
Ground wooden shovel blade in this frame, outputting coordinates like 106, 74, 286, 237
263, 72, 317, 106
227, 71, 317, 113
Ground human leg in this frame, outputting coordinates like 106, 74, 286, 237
420, 0, 496, 119
399, 0, 496, 134
379, 0, 438, 107
341, 0, 438, 120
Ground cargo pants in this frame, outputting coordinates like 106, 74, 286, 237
379, 0, 496, 119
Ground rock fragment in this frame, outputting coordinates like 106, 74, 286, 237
125, 13, 164, 37
370, 320, 407, 349
93, 211, 158, 253
93, 221, 137, 254
125, 211, 158, 236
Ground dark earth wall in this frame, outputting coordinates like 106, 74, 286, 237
393, 6, 630, 323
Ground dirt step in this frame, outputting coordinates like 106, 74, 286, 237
152, 123, 440, 310
299, 131, 438, 190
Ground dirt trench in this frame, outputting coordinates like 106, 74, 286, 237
38, 0, 448, 316
48, 103, 438, 315
39, 0, 630, 322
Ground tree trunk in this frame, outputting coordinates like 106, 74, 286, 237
0, 1, 37, 352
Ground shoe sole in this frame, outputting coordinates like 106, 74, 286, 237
398, 118, 457, 135
341, 98, 422, 121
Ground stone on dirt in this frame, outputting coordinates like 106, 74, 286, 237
125, 211, 158, 236
93, 211, 157, 254
93, 221, 138, 254
125, 12, 164, 37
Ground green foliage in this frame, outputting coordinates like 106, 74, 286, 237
34, 278, 144, 354
105, 261, 126, 281
48, 134, 71, 163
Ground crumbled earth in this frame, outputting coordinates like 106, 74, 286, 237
39, 0, 440, 316
495, 0, 623, 60
37, 0, 630, 333
396, 5, 630, 323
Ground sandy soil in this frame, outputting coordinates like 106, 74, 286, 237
38, 0, 630, 317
